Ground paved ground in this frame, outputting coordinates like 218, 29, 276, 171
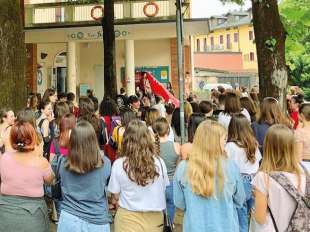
50, 209, 184, 231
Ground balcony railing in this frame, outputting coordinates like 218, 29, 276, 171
24, 0, 185, 28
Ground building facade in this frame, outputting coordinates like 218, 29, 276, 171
192, 9, 258, 91
24, 0, 208, 100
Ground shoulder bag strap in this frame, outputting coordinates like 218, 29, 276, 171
267, 206, 279, 232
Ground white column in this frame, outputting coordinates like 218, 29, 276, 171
67, 41, 77, 96
125, 40, 135, 96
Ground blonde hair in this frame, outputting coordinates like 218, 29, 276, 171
260, 124, 302, 187
187, 120, 227, 197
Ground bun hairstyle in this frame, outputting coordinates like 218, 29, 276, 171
10, 121, 37, 152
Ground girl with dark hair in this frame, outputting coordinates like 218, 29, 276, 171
240, 96, 258, 122
289, 94, 304, 129
57, 121, 111, 232
36, 101, 55, 159
226, 114, 261, 232
108, 120, 169, 232
152, 117, 182, 224
42, 88, 57, 105
251, 97, 291, 154
98, 97, 121, 162
218, 91, 251, 129
0, 108, 15, 154
0, 122, 54, 231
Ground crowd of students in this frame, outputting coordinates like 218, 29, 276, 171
0, 85, 309, 232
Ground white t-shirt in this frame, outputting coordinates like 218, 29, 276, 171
251, 171, 306, 232
108, 156, 169, 212
218, 108, 251, 129
225, 142, 261, 174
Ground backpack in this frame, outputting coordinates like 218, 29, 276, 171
50, 139, 63, 200
268, 165, 310, 232
98, 117, 108, 147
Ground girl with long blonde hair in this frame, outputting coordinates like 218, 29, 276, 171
251, 124, 308, 231
174, 120, 245, 232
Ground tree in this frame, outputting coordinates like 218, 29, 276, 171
102, 0, 117, 99
280, 0, 310, 100
224, 0, 288, 108
0, 0, 27, 110
71, 0, 117, 99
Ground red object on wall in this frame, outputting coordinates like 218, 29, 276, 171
136, 71, 180, 108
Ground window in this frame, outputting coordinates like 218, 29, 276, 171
204, 38, 207, 51
196, 39, 200, 52
234, 33, 238, 42
226, 34, 231, 49
219, 35, 223, 44
210, 37, 214, 49
249, 31, 254, 40
250, 52, 255, 61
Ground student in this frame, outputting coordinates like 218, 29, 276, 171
240, 96, 258, 123
251, 97, 291, 154
0, 122, 54, 231
108, 120, 169, 232
251, 124, 308, 231
0, 108, 15, 154
218, 91, 251, 129
37, 100, 55, 159
295, 103, 310, 171
57, 121, 111, 232
226, 114, 262, 232
289, 94, 304, 129
174, 120, 245, 232
152, 117, 182, 224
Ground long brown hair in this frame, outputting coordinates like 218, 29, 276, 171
145, 108, 160, 127
121, 120, 159, 186
228, 113, 258, 163
59, 113, 76, 148
240, 97, 257, 122
66, 120, 102, 174
223, 92, 241, 115
258, 98, 291, 127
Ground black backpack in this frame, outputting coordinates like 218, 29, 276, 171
98, 117, 108, 147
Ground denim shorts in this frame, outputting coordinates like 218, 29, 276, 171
57, 211, 110, 232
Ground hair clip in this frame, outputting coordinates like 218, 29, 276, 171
17, 142, 25, 148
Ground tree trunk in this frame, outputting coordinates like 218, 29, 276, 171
102, 0, 117, 99
0, 0, 27, 111
251, 0, 287, 109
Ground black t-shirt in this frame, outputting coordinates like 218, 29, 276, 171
116, 94, 128, 108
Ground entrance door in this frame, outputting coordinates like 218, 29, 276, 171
56, 67, 67, 93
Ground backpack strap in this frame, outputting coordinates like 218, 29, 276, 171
300, 164, 310, 198
269, 171, 309, 207
267, 206, 279, 232
38, 118, 46, 130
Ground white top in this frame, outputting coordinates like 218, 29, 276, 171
108, 157, 169, 212
251, 171, 306, 232
152, 103, 166, 118
225, 142, 261, 174
218, 108, 251, 129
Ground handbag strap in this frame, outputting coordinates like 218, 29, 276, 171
267, 206, 279, 232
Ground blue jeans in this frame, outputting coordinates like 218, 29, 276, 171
166, 181, 175, 224
237, 174, 254, 232
57, 211, 110, 232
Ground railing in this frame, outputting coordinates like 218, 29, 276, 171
24, 0, 183, 28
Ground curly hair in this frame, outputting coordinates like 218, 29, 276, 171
120, 120, 159, 186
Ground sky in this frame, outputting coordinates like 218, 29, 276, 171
191, 0, 252, 18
